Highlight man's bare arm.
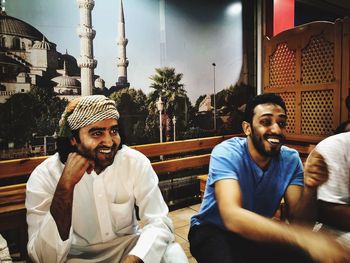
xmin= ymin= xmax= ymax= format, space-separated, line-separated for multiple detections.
xmin=284 ymin=150 xmax=328 ymax=225
xmin=284 ymin=184 xmax=317 ymax=225
xmin=215 ymin=179 xmax=350 ymax=263
xmin=50 ymin=153 xmax=93 ymax=240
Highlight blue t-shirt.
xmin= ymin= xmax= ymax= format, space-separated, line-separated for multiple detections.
xmin=191 ymin=137 xmax=304 ymax=229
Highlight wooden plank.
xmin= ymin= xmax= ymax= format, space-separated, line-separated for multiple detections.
xmin=0 ymin=202 xmax=26 ymax=215
xmin=0 ymin=183 xmax=26 ymax=193
xmin=152 ymin=154 xmax=211 ymax=174
xmin=0 ymin=156 xmax=47 ymax=179
xmin=0 ymin=183 xmax=26 ymax=206
xmin=132 ymin=134 xmax=238 ymax=157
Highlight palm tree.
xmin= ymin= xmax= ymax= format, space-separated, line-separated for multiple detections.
xmin=148 ymin=67 xmax=187 ymax=114
xmin=148 ymin=67 xmax=192 ymax=140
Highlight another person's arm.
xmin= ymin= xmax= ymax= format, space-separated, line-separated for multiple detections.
xmin=284 ymin=150 xmax=328 ymax=225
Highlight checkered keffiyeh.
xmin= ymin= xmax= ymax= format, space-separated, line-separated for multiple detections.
xmin=58 ymin=95 xmax=119 ymax=137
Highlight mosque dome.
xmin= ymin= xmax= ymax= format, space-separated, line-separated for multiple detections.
xmin=94 ymin=77 xmax=105 ymax=89
xmin=0 ymin=12 xmax=44 ymax=40
xmin=17 ymin=72 xmax=29 ymax=77
xmin=59 ymin=52 xmax=80 ymax=76
xmin=32 ymin=37 xmax=53 ymax=50
xmin=16 ymin=71 xmax=30 ymax=83
xmin=52 ymin=75 xmax=80 ymax=88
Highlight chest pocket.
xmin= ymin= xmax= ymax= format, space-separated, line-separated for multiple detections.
xmin=110 ymin=199 xmax=133 ymax=232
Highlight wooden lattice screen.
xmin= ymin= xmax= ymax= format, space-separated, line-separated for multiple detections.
xmin=263 ymin=19 xmax=349 ymax=143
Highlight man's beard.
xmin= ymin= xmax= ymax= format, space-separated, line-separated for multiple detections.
xmin=76 ymin=144 xmax=118 ymax=171
xmin=250 ymin=127 xmax=284 ymax=157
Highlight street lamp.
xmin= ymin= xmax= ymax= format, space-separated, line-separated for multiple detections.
xmin=212 ymin=62 xmax=217 ymax=132
xmin=172 ymin=116 xmax=176 ymax=141
xmin=156 ymin=96 xmax=164 ymax=143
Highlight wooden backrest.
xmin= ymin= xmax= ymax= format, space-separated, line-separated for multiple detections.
xmin=0 ymin=156 xmax=48 ymax=180
xmin=0 ymin=134 xmax=238 ymax=181
xmin=264 ymin=19 xmax=349 ymax=142
xmin=0 ymin=135 xmax=317 ymax=208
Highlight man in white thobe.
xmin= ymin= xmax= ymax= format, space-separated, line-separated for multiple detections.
xmin=26 ymin=95 xmax=188 ymax=263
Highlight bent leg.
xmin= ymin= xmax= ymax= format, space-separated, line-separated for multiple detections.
xmin=67 ymin=234 xmax=139 ymax=262
xmin=188 ymin=224 xmax=247 ymax=263
xmin=246 ymin=241 xmax=314 ymax=263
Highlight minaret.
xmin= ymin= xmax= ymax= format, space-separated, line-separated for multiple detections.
xmin=115 ymin=0 xmax=130 ymax=89
xmin=76 ymin=0 xmax=97 ymax=96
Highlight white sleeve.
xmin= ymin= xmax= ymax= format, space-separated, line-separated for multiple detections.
xmin=316 ymin=135 xmax=350 ymax=205
xmin=129 ymin=158 xmax=174 ymax=263
xmin=26 ymin=168 xmax=73 ymax=263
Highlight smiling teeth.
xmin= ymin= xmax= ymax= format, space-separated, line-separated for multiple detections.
xmin=99 ymin=149 xmax=111 ymax=153
xmin=267 ymin=138 xmax=280 ymax=143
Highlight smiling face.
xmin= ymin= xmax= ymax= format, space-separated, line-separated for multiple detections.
xmin=71 ymin=118 xmax=121 ymax=174
xmin=243 ymin=103 xmax=287 ymax=166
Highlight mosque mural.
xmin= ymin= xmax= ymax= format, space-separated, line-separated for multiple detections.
xmin=0 ymin=0 xmax=249 ymax=157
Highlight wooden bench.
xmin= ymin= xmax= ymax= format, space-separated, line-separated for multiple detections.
xmin=0 ymin=134 xmax=239 ymax=260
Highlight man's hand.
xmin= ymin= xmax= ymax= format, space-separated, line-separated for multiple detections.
xmin=304 ymin=150 xmax=328 ymax=188
xmin=122 ymin=255 xmax=143 ymax=263
xmin=60 ymin=152 xmax=95 ymax=190
xmin=302 ymin=232 xmax=350 ymax=263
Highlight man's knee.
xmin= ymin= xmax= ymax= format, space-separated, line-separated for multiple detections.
xmin=161 ymin=242 xmax=188 ymax=263
xmin=189 ymin=224 xmax=251 ymax=263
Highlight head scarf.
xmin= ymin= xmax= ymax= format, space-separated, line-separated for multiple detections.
xmin=58 ymin=95 xmax=120 ymax=137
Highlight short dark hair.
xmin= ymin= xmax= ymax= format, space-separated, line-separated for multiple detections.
xmin=56 ymin=118 xmax=126 ymax=164
xmin=244 ymin=93 xmax=287 ymax=123
xmin=334 ymin=120 xmax=350 ymax=135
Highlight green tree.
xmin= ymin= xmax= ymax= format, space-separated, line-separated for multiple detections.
xmin=194 ymin=84 xmax=254 ymax=134
xmin=219 ymin=84 xmax=255 ymax=133
xmin=194 ymin=95 xmax=207 ymax=112
xmin=0 ymin=86 xmax=67 ymax=148
xmin=30 ymin=86 xmax=67 ymax=137
xmin=0 ymin=93 xmax=38 ymax=147
xmin=110 ymin=88 xmax=148 ymax=145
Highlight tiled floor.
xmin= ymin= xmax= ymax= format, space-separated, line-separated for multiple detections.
xmin=168 ymin=203 xmax=201 ymax=263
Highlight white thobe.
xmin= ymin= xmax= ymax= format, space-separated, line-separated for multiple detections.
xmin=26 ymin=145 xmax=175 ymax=263
xmin=315 ymin=132 xmax=350 ymax=248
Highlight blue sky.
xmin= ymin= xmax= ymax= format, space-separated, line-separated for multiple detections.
xmin=6 ymin=0 xmax=242 ymax=103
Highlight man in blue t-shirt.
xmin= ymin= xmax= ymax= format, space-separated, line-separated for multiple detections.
xmin=189 ymin=93 xmax=350 ymax=263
